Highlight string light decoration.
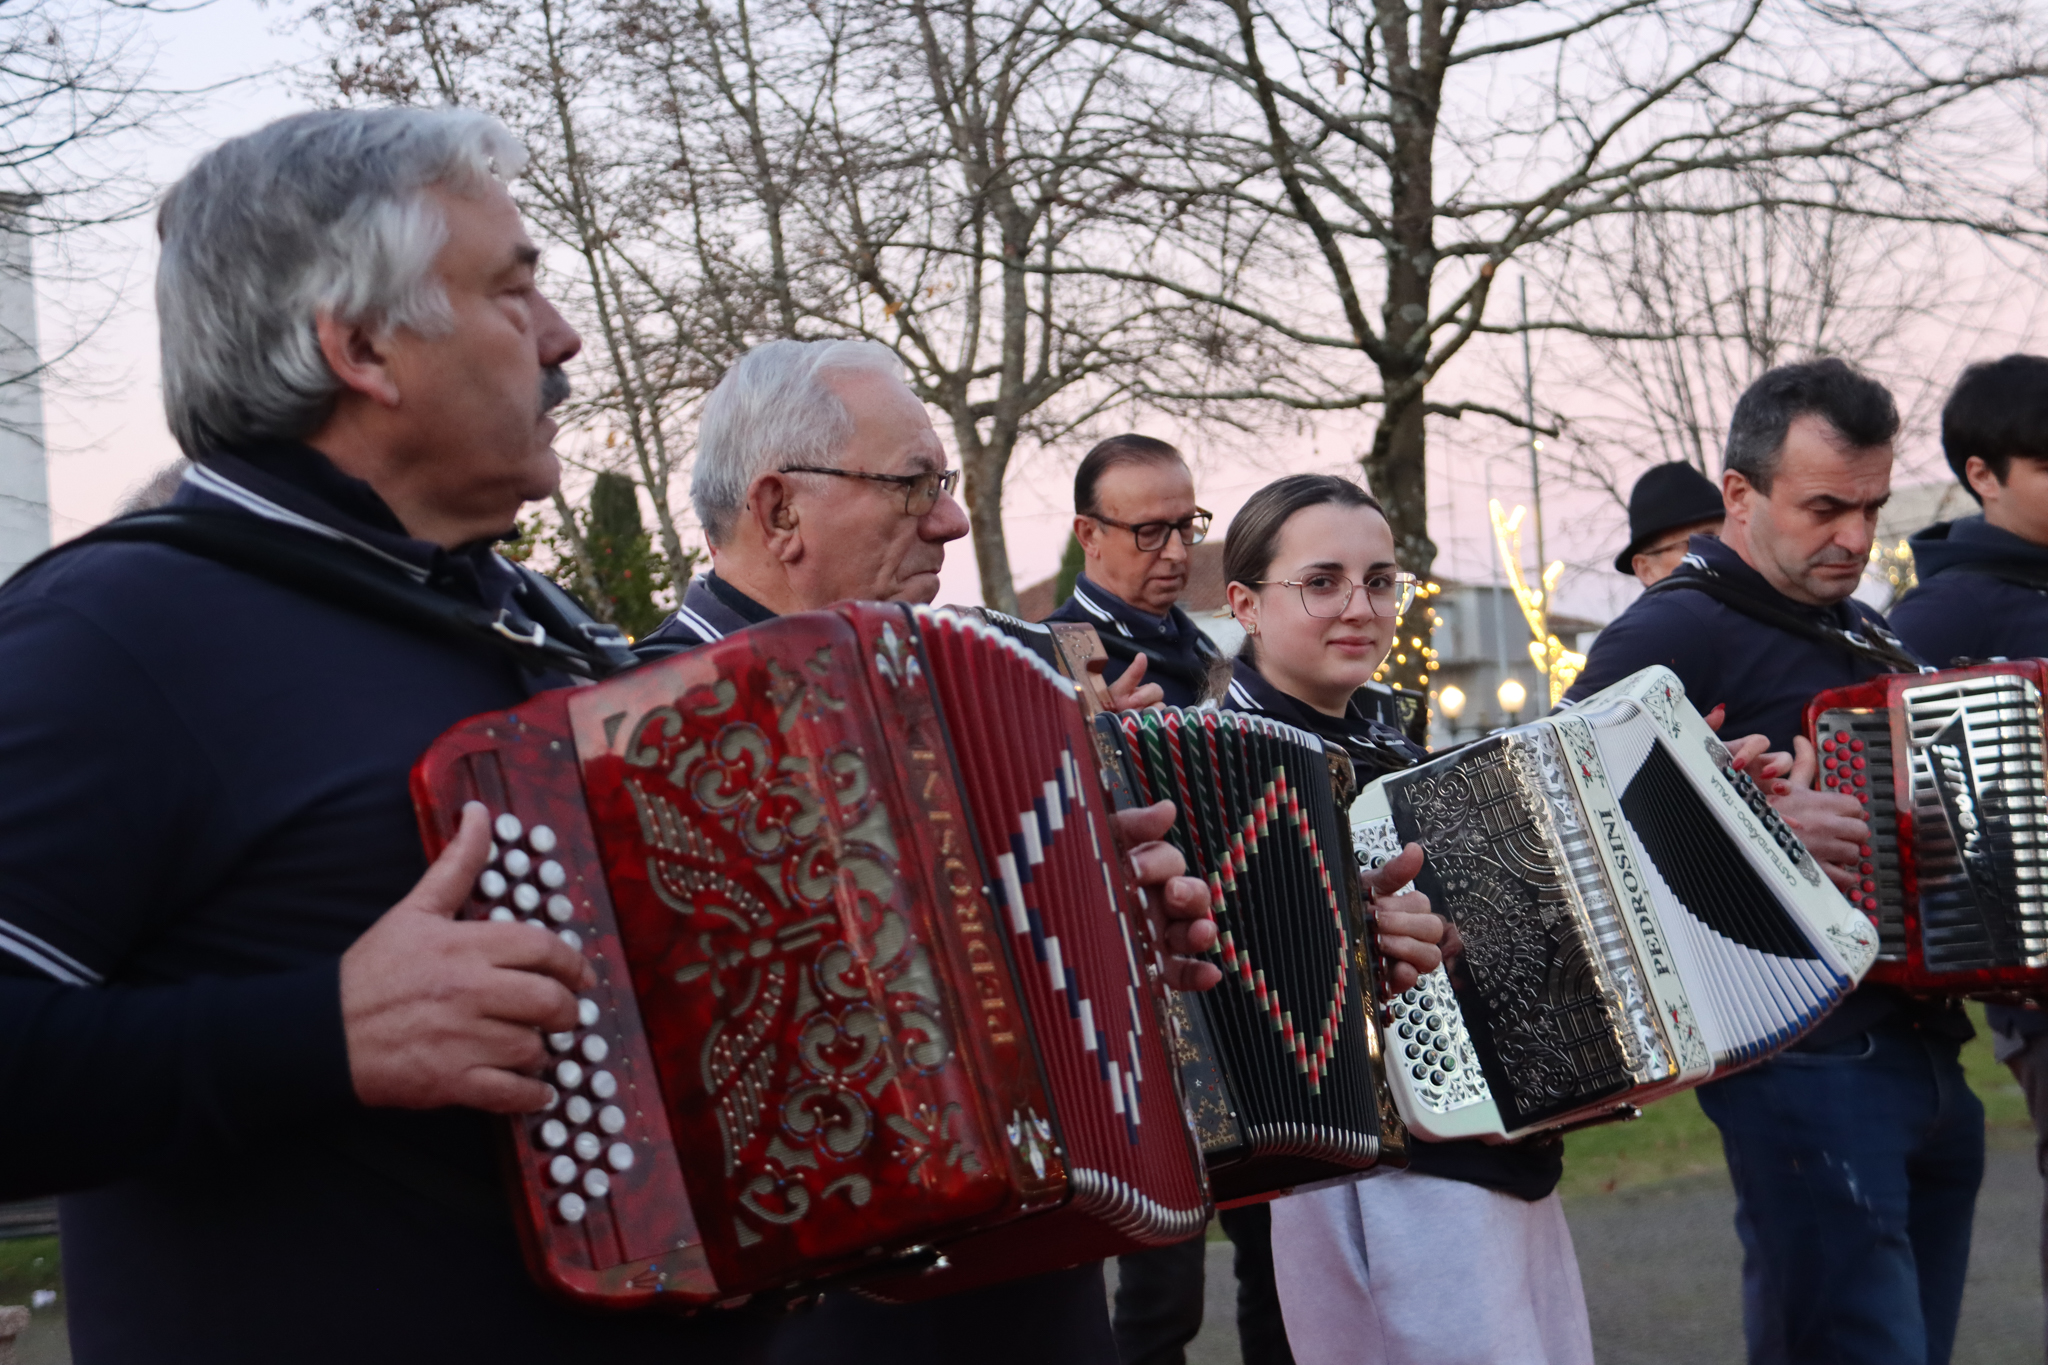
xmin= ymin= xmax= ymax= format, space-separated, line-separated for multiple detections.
xmin=1371 ymin=580 xmax=1444 ymax=700
xmin=1869 ymin=535 xmax=1917 ymax=600
xmin=1489 ymin=498 xmax=1586 ymax=706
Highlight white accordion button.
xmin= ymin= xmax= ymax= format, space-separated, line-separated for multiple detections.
xmin=529 ymin=825 xmax=558 ymax=854
xmin=557 ymin=1192 xmax=587 ymax=1224
xmin=540 ymin=1084 xmax=559 ymax=1111
xmin=582 ymin=1168 xmax=610 ymax=1199
xmin=597 ymin=1105 xmax=626 ymax=1135
xmin=607 ymin=1143 xmax=635 ymax=1172
xmin=573 ymin=1131 xmax=602 ymax=1161
xmin=478 ymin=869 xmax=508 ymax=900
xmin=488 ymin=907 xmax=514 ymax=923
xmin=512 ymin=884 xmax=542 ymax=913
xmin=502 ymin=848 xmax=532 ymax=878
xmin=577 ymin=999 xmax=600 ymax=1028
xmin=589 ymin=1069 xmax=618 ymax=1100
xmin=539 ymin=1118 xmax=568 ymax=1149
xmin=494 ymin=813 xmax=523 ymax=843
xmin=559 ymin=929 xmax=583 ymax=952
xmin=538 ymin=860 xmax=567 ymax=889
xmin=548 ymin=1031 xmax=575 ymax=1053
xmin=565 ymin=1095 xmax=592 ymax=1125
xmin=547 ymin=895 xmax=575 ymax=924
xmin=581 ymin=1035 xmax=609 ymax=1064
xmin=555 ymin=1059 xmax=584 ymax=1090
xmin=548 ymin=1153 xmax=576 ymax=1185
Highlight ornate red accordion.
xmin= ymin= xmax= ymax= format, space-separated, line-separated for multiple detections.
xmin=1806 ymin=661 xmax=2048 ymax=996
xmin=411 ymin=603 xmax=1210 ymax=1309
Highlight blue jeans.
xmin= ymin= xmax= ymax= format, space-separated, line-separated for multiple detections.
xmin=1697 ymin=1021 xmax=1985 ymax=1365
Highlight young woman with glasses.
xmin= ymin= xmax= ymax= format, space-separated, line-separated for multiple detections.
xmin=1219 ymin=474 xmax=1597 ymax=1365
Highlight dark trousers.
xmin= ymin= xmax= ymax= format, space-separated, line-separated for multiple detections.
xmin=1110 ymin=1203 xmax=1295 ymax=1365
xmin=1697 ymin=1021 xmax=1985 ymax=1365
xmin=1992 ymin=1025 xmax=2048 ymax=1360
xmin=768 ymin=1264 xmax=1116 ymax=1365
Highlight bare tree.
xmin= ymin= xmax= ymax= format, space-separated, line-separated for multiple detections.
xmin=1077 ymin=0 xmax=2048 ymax=591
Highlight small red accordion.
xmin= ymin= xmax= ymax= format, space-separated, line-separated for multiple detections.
xmin=1806 ymin=661 xmax=2048 ymax=996
xmin=411 ymin=603 xmax=1209 ymax=1310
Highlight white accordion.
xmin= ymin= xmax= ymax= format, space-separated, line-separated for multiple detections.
xmin=1350 ymin=666 xmax=1878 ymax=1143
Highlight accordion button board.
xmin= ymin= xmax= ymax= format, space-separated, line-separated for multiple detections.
xmin=1806 ymin=661 xmax=2048 ymax=995
xmin=414 ymin=603 xmax=1217 ymax=1311
xmin=1352 ymin=665 xmax=1878 ymax=1143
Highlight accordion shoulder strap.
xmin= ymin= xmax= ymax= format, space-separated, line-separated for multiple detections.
xmin=9 ymin=507 xmax=637 ymax=680
xmin=1647 ymin=570 xmax=1922 ymax=674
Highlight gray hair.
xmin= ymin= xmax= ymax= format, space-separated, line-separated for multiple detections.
xmin=691 ymin=338 xmax=907 ymax=544
xmin=156 ymin=107 xmax=529 ymax=457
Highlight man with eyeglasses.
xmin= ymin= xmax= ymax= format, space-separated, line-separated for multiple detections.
xmin=1613 ymin=461 xmax=1726 ymax=589
xmin=634 ymin=339 xmax=1224 ymax=1365
xmin=1044 ymin=435 xmax=1226 ymax=708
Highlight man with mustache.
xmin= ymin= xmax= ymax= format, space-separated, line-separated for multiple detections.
xmin=1044 ymin=434 xmax=1225 ymax=709
xmin=0 ymin=108 xmax=786 ymax=1364
xmin=1565 ymin=359 xmax=1984 ymax=1365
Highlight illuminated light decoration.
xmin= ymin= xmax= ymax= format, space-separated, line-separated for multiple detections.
xmin=1489 ymin=499 xmax=1586 ymax=707
xmin=1371 ymin=581 xmax=1443 ymax=717
xmin=1869 ymin=535 xmax=1917 ymax=600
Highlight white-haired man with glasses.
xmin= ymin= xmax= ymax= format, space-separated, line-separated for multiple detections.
xmin=636 ymin=338 xmax=1227 ymax=1365
xmin=1043 ymin=434 xmax=1225 ymax=709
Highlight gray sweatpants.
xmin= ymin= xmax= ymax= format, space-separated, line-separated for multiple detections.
xmin=1270 ymin=1170 xmax=1594 ymax=1365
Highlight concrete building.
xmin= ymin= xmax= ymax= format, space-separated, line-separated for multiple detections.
xmin=0 ymin=195 xmax=46 ymax=581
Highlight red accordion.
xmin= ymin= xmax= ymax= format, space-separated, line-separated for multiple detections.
xmin=411 ymin=603 xmax=1209 ymax=1310
xmin=1806 ymin=661 xmax=2048 ymax=996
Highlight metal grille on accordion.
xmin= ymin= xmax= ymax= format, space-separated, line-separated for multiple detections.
xmin=1807 ymin=660 xmax=2048 ymax=995
xmin=410 ymin=602 xmax=1209 ymax=1312
xmin=1351 ymin=666 xmax=1878 ymax=1144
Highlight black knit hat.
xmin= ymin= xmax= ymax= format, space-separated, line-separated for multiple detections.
xmin=1613 ymin=462 xmax=1726 ymax=574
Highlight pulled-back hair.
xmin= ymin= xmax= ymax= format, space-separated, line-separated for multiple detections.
xmin=1073 ymin=434 xmax=1185 ymax=516
xmin=1723 ymin=358 xmax=1899 ymax=492
xmin=1223 ymin=474 xmax=1387 ymax=664
xmin=157 ymin=107 xmax=527 ymax=458
xmin=1941 ymin=354 xmax=2048 ymax=503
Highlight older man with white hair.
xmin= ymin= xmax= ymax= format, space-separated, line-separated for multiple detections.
xmin=636 ymin=339 xmax=1224 ymax=1364
xmin=0 ymin=109 xmax=781 ymax=1363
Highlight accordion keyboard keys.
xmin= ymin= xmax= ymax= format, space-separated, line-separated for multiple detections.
xmin=1393 ymin=970 xmax=1491 ymax=1114
xmin=1815 ymin=708 xmax=1904 ymax=958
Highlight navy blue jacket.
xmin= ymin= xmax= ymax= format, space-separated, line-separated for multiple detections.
xmin=0 ymin=444 xmax=773 ymax=1364
xmin=1044 ymin=573 xmax=1224 ymax=708
xmin=1564 ymin=533 xmax=1941 ymax=1049
xmin=1222 ymin=659 xmax=1566 ymax=1201
xmin=1891 ymin=514 xmax=2048 ymax=1039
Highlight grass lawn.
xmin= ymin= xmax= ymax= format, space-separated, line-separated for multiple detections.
xmin=1559 ymin=1001 xmax=2032 ymax=1199
xmin=0 ymin=1235 xmax=59 ymax=1306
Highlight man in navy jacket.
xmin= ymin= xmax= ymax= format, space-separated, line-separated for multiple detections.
xmin=1889 ymin=353 xmax=2048 ymax=1356
xmin=0 ymin=109 xmax=789 ymax=1364
xmin=1566 ymin=359 xmax=1983 ymax=1365
xmin=1044 ymin=435 xmax=1224 ymax=709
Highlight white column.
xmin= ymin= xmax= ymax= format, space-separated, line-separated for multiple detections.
xmin=0 ymin=197 xmax=46 ymax=582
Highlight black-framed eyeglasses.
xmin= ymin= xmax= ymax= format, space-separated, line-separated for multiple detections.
xmin=781 ymin=465 xmax=961 ymax=517
xmin=1254 ymin=570 xmax=1419 ymax=619
xmin=1091 ymin=507 xmax=1213 ymax=553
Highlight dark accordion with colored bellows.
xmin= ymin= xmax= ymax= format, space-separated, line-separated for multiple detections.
xmin=1099 ymin=707 xmax=1406 ymax=1202
xmin=410 ymin=602 xmax=1398 ymax=1313
xmin=1806 ymin=661 xmax=2048 ymax=996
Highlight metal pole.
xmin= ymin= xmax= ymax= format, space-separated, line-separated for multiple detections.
xmin=1520 ymin=276 xmax=1547 ymax=645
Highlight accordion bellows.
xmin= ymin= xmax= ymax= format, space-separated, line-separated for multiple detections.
xmin=1351 ymin=666 xmax=1878 ymax=1143
xmin=1807 ymin=661 xmax=2048 ymax=994
xmin=411 ymin=603 xmax=1207 ymax=1310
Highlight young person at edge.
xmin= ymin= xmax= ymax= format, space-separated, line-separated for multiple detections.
xmin=1889 ymin=353 xmax=2048 ymax=1360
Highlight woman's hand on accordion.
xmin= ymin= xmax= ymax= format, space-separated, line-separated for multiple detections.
xmin=1117 ymin=799 xmax=1222 ymax=991
xmin=1367 ymin=843 xmax=1447 ymax=993
xmin=1101 ymin=651 xmax=1166 ymax=712
xmin=340 ymin=801 xmax=599 ymax=1114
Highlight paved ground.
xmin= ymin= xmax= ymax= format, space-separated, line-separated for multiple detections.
xmin=15 ymin=1142 xmax=2044 ymax=1362
xmin=1119 ymin=1139 xmax=2044 ymax=1365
